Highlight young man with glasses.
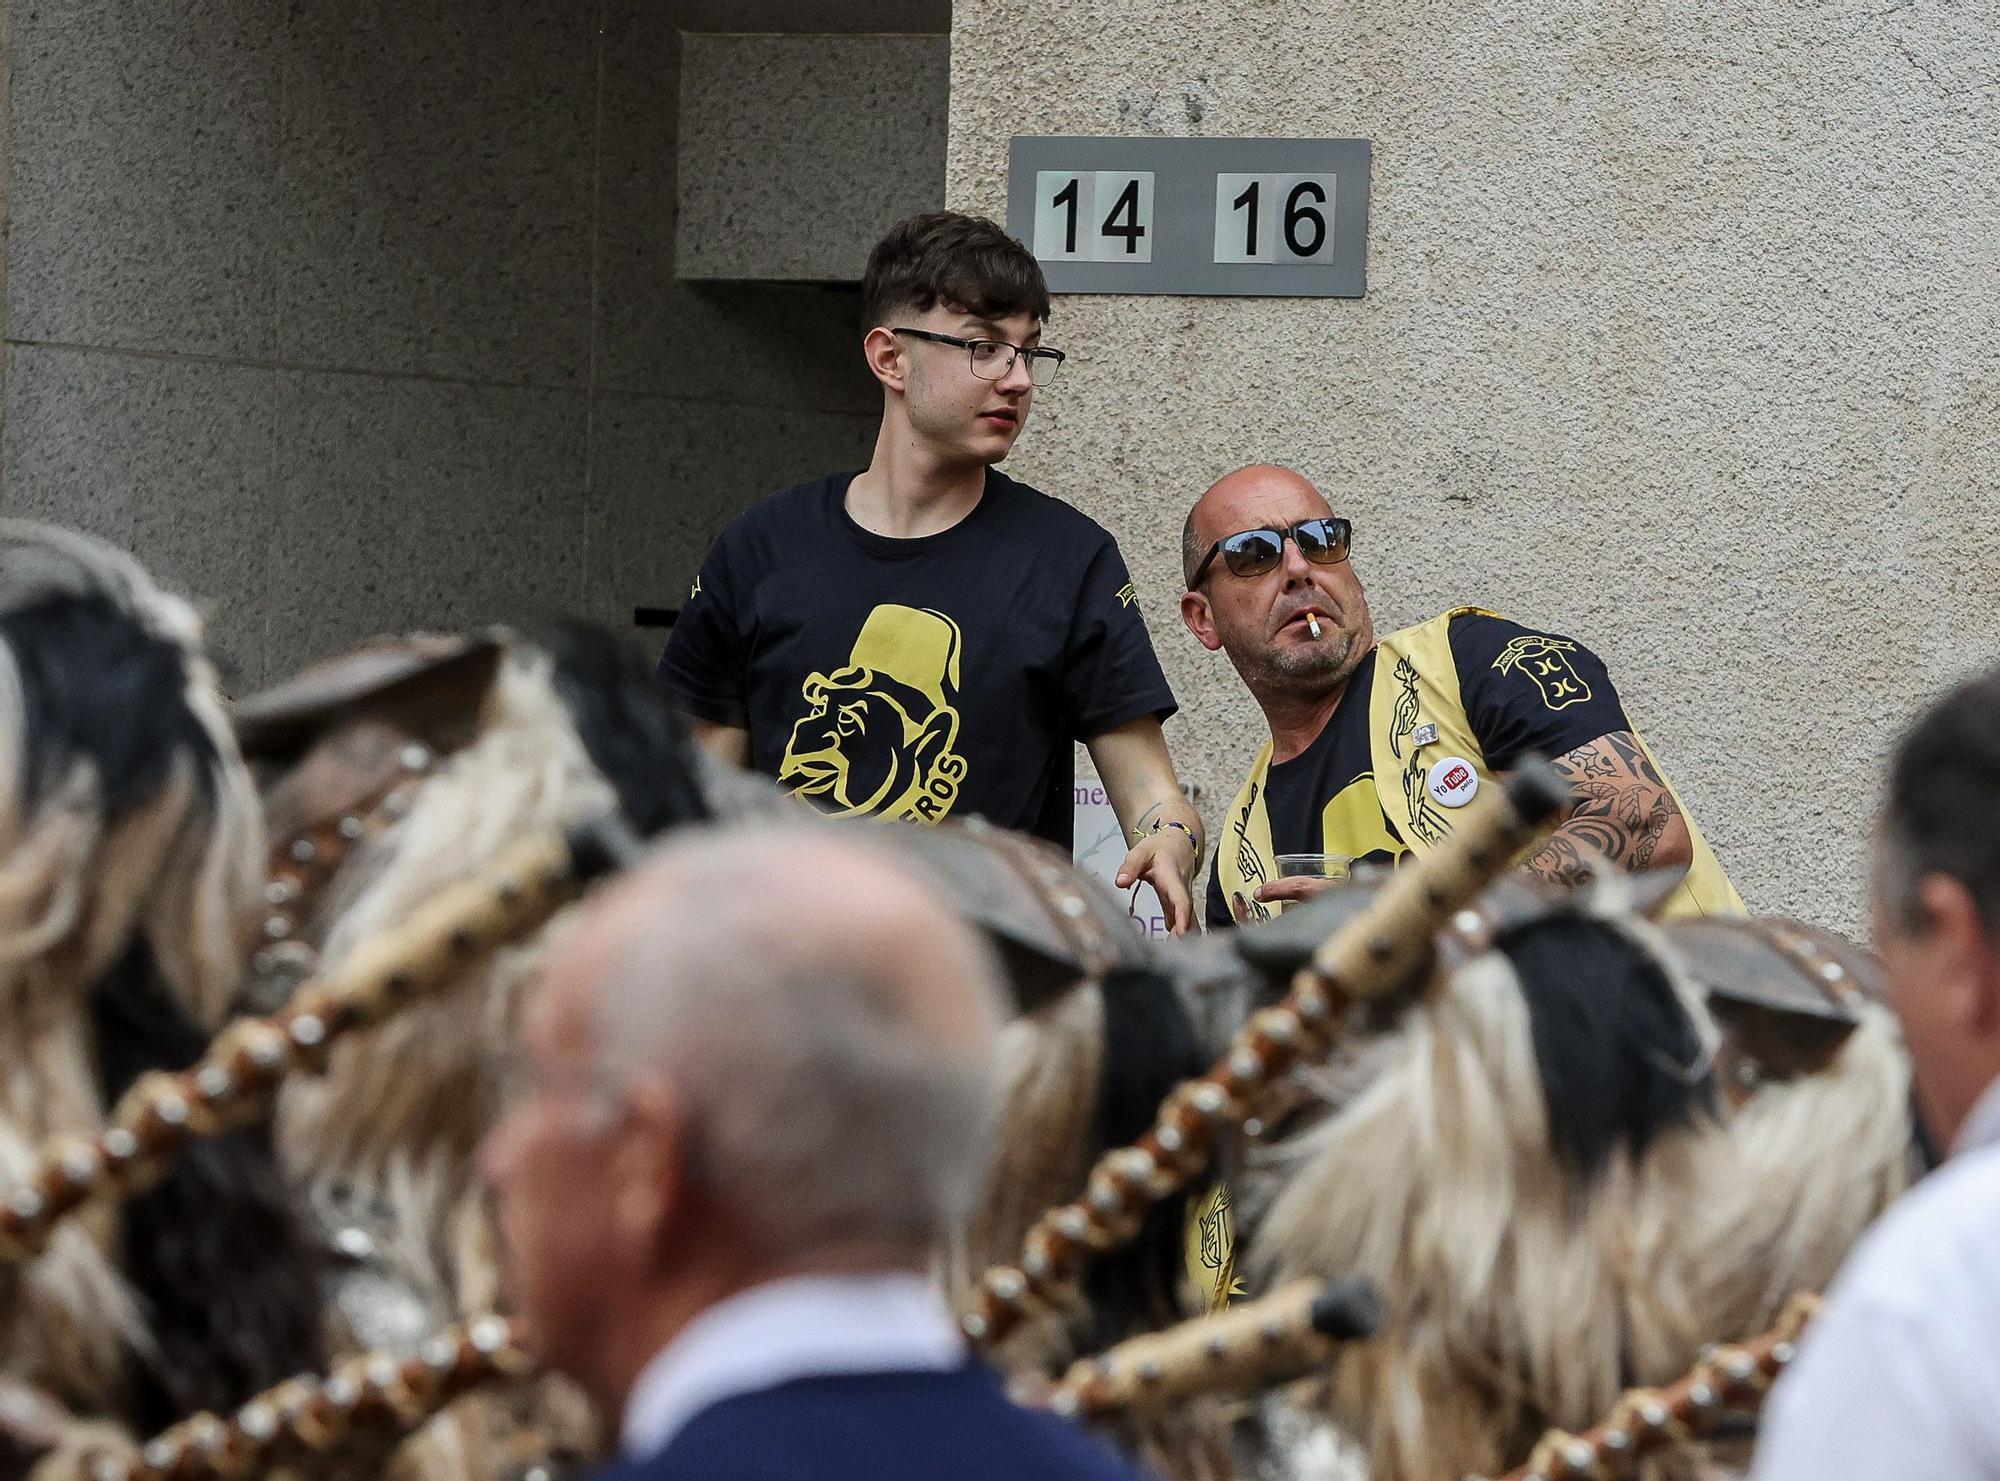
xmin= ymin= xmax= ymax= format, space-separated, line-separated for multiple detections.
xmin=1179 ymin=463 xmax=1741 ymax=928
xmin=660 ymin=212 xmax=1202 ymax=928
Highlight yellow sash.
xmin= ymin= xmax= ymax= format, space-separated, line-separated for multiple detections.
xmin=1217 ymin=609 xmax=1744 ymax=921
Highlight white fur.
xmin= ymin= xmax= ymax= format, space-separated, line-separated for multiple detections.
xmin=279 ymin=646 xmax=613 ymax=1267
xmin=273 ymin=645 xmax=615 ymax=1481
xmin=1252 ymin=938 xmax=1910 ymax=1481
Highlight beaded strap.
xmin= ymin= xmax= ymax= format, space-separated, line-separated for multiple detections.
xmin=0 ymin=818 xmax=636 ymax=1263
xmin=1495 ymin=1292 xmax=1821 ymax=1481
xmin=1049 ymin=1276 xmax=1381 ymax=1421
xmin=96 ymin=1315 xmax=533 ymax=1481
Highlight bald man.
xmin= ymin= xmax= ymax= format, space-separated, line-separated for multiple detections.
xmin=480 ymin=821 xmax=1154 ymax=1481
xmin=1180 ymin=464 xmax=1742 ymax=927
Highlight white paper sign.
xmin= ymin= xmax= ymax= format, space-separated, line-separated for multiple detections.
xmin=1033 ymin=170 xmax=1156 ymax=264
xmin=1072 ymin=782 xmax=1171 ymax=940
xmin=1211 ymin=172 xmax=1337 ymax=265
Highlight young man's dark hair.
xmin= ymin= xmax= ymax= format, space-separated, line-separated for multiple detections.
xmin=1882 ymin=667 xmax=2000 ymax=935
xmin=860 ymin=211 xmax=1052 ymax=329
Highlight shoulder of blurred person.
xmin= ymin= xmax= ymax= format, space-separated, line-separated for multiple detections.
xmin=1751 ymin=1089 xmax=2000 ymax=1480
xmin=592 ymin=1264 xmax=1159 ymax=1481
xmin=600 ymin=1355 xmax=1154 ymax=1481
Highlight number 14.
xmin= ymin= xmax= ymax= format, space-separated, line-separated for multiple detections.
xmin=1033 ymin=171 xmax=1155 ymax=264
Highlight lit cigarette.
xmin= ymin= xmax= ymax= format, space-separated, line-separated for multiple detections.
xmin=1307 ymin=614 xmax=1322 ymax=639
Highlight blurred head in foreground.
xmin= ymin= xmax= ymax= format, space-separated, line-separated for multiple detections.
xmin=1875 ymin=665 xmax=2000 ymax=1152
xmin=480 ymin=818 xmax=1005 ymax=1418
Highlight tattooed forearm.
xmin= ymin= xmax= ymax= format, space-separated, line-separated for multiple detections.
xmin=1519 ymin=731 xmax=1691 ymax=888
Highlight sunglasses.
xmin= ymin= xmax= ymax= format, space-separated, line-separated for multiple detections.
xmin=1190 ymin=517 xmax=1353 ymax=586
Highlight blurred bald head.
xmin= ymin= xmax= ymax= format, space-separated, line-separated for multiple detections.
xmin=482 ymin=819 xmax=1005 ymax=1408
xmin=571 ymin=820 xmax=1003 ymax=1254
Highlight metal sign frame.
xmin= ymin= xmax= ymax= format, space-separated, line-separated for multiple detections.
xmin=1007 ymin=135 xmax=1371 ymax=297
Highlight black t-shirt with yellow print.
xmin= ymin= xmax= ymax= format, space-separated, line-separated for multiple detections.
xmin=1203 ymin=613 xmax=1631 ymax=928
xmin=659 ymin=469 xmax=1176 ymax=848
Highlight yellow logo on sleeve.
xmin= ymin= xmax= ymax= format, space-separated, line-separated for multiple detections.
xmin=778 ymin=604 xmax=969 ymax=824
xmin=1115 ymin=581 xmax=1137 ymax=608
xmin=1494 ymin=634 xmax=1594 ymax=711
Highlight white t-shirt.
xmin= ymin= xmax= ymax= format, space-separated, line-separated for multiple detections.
xmin=1752 ymin=1081 xmax=2000 ymax=1481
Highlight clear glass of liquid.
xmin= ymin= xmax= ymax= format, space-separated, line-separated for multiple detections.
xmin=1274 ymin=853 xmax=1354 ymax=882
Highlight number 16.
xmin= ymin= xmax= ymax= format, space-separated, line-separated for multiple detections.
xmin=1213 ymin=173 xmax=1336 ymax=264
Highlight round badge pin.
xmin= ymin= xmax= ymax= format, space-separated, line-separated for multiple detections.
xmin=1426 ymin=756 xmax=1481 ymax=809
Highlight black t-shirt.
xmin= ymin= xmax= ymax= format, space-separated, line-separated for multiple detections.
xmin=1204 ymin=613 xmax=1631 ymax=927
xmin=659 ymin=469 xmax=1176 ymax=847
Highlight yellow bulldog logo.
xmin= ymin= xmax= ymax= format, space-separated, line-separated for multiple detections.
xmin=1494 ymin=634 xmax=1594 ymax=711
xmin=779 ymin=604 xmax=969 ymax=823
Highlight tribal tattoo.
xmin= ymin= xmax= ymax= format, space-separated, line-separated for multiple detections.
xmin=1521 ymin=730 xmax=1690 ymax=889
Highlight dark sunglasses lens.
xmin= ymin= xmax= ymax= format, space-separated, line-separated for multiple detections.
xmin=1221 ymin=530 xmax=1286 ymax=577
xmin=1294 ymin=519 xmax=1350 ymax=564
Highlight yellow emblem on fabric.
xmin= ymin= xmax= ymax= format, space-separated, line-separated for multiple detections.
xmin=778 ymin=604 xmax=969 ymax=824
xmin=1115 ymin=582 xmax=1137 ymax=608
xmin=1493 ymin=634 xmax=1594 ymax=711
xmin=1319 ymin=774 xmax=1406 ymax=865
xmin=1387 ymin=655 xmax=1452 ymax=846
xmin=689 ymin=574 xmax=702 ymax=599
xmin=1221 ymin=771 xmax=1276 ymax=924
xmin=1184 ymin=1180 xmax=1243 ymax=1314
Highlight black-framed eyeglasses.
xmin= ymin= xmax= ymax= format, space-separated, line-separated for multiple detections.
xmin=1190 ymin=517 xmax=1353 ymax=587
xmin=891 ymin=328 xmax=1066 ymax=387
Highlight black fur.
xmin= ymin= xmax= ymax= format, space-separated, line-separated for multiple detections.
xmin=1494 ymin=915 xmax=1715 ymax=1180
xmin=0 ymin=592 xmax=321 ymax=1425
xmin=1084 ymin=966 xmax=1208 ymax=1347
xmin=541 ymin=622 xmax=711 ymax=839
xmin=91 ymin=944 xmax=326 ymax=1430
xmin=0 ymin=596 xmax=218 ymax=818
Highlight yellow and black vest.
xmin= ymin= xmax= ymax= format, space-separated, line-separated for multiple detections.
xmin=1216 ymin=608 xmax=1744 ymax=921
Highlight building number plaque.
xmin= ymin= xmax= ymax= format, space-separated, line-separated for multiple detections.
xmin=1008 ymin=137 xmax=1369 ymax=297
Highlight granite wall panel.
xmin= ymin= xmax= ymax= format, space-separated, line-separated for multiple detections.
xmin=6 ymin=0 xmax=284 ymax=358
xmin=274 ymin=0 xmax=599 ymax=385
xmin=0 ymin=1 xmax=937 ymax=687
xmin=1 ymin=345 xmax=280 ymax=686
xmin=677 ymin=34 xmax=948 ymax=283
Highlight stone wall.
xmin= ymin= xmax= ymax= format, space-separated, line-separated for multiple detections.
xmin=679 ymin=34 xmax=949 ymax=281
xmin=0 ymin=0 xmax=936 ymax=690
xmin=947 ymin=0 xmax=2000 ymax=930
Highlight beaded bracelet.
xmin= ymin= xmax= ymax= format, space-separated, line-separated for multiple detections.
xmin=1135 ymin=818 xmax=1200 ymax=853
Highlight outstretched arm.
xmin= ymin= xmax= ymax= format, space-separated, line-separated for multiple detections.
xmin=1521 ymin=729 xmax=1693 ymax=889
xmin=1087 ymin=716 xmax=1204 ymax=935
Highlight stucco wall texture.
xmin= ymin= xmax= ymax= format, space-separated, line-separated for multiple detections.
xmin=949 ymin=0 xmax=2000 ymax=932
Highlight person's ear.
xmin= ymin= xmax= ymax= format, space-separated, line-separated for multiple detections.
xmin=863 ymin=326 xmax=906 ymax=394
xmin=612 ymin=1077 xmax=689 ymax=1251
xmin=1912 ymin=874 xmax=2000 ymax=1031
xmin=1181 ymin=589 xmax=1223 ymax=652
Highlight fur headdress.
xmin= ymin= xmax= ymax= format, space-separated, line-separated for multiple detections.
xmin=258 ymin=625 xmax=710 ymax=1480
xmin=0 ymin=521 xmax=319 ymax=1434
xmin=1247 ymin=886 xmax=1909 ymax=1481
